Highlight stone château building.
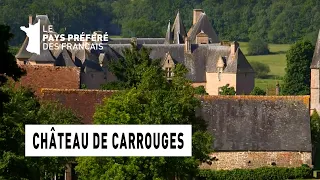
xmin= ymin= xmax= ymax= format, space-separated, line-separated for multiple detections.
xmin=310 ymin=30 xmax=320 ymax=114
xmin=15 ymin=9 xmax=255 ymax=95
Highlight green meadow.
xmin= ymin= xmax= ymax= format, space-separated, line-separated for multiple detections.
xmin=239 ymin=42 xmax=291 ymax=92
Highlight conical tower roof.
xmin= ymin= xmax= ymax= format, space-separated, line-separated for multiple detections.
xmin=171 ymin=10 xmax=187 ymax=44
xmin=164 ymin=20 xmax=172 ymax=44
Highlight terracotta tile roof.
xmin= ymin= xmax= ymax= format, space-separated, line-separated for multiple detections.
xmin=41 ymin=88 xmax=116 ymax=124
xmin=15 ymin=65 xmax=80 ymax=96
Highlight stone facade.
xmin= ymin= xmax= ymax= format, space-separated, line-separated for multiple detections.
xmin=200 ymin=151 xmax=312 ymax=170
xmin=310 ymin=30 xmax=320 ymax=114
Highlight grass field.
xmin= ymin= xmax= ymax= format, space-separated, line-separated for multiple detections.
xmin=239 ymin=42 xmax=291 ymax=92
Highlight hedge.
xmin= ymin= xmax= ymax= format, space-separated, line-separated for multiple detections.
xmin=196 ymin=164 xmax=312 ymax=180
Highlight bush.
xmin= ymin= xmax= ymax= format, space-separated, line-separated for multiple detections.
xmin=250 ymin=87 xmax=266 ymax=95
xmin=197 ymin=165 xmax=312 ymax=180
xmin=219 ymin=84 xmax=236 ymax=95
xmin=194 ymin=86 xmax=208 ymax=95
xmin=247 ymin=39 xmax=270 ymax=55
xmin=250 ymin=61 xmax=270 ymax=78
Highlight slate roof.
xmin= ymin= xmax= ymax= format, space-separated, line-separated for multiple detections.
xmin=74 ymin=49 xmax=103 ymax=73
xmin=187 ymin=13 xmax=220 ymax=44
xmin=29 ymin=42 xmax=56 ymax=63
xmin=199 ymin=96 xmax=312 ymax=152
xmin=311 ymin=30 xmax=320 ymax=69
xmin=171 ymin=11 xmax=187 ymax=44
xmin=15 ymin=36 xmax=32 ymax=59
xmin=55 ymin=49 xmax=76 ymax=67
xmin=164 ymin=21 xmax=172 ymax=44
xmin=101 ymin=43 xmax=254 ymax=82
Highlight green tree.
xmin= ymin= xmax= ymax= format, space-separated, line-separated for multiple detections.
xmin=0 ymin=25 xmax=25 ymax=85
xmin=247 ymin=39 xmax=269 ymax=55
xmin=76 ymin=46 xmax=213 ymax=180
xmin=105 ymin=43 xmax=161 ymax=89
xmin=250 ymin=61 xmax=270 ymax=78
xmin=0 ymin=85 xmax=81 ymax=179
xmin=311 ymin=110 xmax=320 ymax=169
xmin=0 ymin=24 xmax=25 ymax=119
xmin=250 ymin=87 xmax=266 ymax=95
xmin=282 ymin=40 xmax=315 ymax=95
xmin=219 ymin=84 xmax=236 ymax=95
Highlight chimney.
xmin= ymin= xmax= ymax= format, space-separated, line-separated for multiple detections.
xmin=184 ymin=37 xmax=191 ymax=54
xmin=29 ymin=15 xmax=33 ymax=24
xmin=276 ymin=82 xmax=280 ymax=96
xmin=193 ymin=9 xmax=203 ymax=25
xmin=230 ymin=41 xmax=239 ymax=59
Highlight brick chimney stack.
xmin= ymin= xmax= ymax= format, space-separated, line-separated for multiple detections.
xmin=184 ymin=37 xmax=191 ymax=54
xmin=193 ymin=9 xmax=203 ymax=25
xmin=29 ymin=15 xmax=33 ymax=24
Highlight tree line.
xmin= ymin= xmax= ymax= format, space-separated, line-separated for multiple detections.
xmin=0 ymin=0 xmax=319 ymax=46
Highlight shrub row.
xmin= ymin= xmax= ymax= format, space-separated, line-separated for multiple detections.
xmin=196 ymin=165 xmax=312 ymax=180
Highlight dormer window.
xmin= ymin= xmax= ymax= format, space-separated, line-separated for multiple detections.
xmin=162 ymin=52 xmax=175 ymax=80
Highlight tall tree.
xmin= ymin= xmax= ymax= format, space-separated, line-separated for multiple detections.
xmin=0 ymin=25 xmax=25 ymax=85
xmin=102 ymin=43 xmax=161 ymax=89
xmin=76 ymin=45 xmax=213 ymax=180
xmin=282 ymin=40 xmax=315 ymax=95
xmin=0 ymin=24 xmax=25 ymax=116
xmin=0 ymin=85 xmax=81 ymax=180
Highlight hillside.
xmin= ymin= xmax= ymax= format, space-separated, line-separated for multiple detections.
xmin=240 ymin=42 xmax=291 ymax=92
xmin=0 ymin=0 xmax=319 ymax=46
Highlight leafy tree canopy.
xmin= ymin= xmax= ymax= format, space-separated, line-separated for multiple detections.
xmin=76 ymin=45 xmax=213 ymax=180
xmin=282 ymin=40 xmax=315 ymax=95
xmin=247 ymin=39 xmax=270 ymax=55
xmin=250 ymin=61 xmax=270 ymax=79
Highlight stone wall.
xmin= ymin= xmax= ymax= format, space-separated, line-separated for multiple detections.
xmin=200 ymin=151 xmax=312 ymax=170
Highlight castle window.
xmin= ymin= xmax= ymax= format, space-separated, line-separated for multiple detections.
xmin=166 ymin=67 xmax=173 ymax=78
